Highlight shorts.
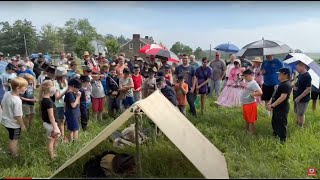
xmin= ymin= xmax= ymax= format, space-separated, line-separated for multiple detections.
xmin=43 ymin=122 xmax=60 ymax=138
xmin=311 ymin=91 xmax=320 ymax=100
xmin=261 ymin=84 xmax=275 ymax=101
xmin=294 ymin=102 xmax=309 ymax=116
xmin=92 ymin=97 xmax=105 ymax=112
xmin=22 ymin=104 xmax=35 ymax=115
xmin=242 ymin=102 xmax=258 ymax=124
xmin=56 ymin=107 xmax=65 ymax=120
xmin=122 ymin=96 xmax=135 ymax=108
xmin=5 ymin=126 xmax=21 ymax=140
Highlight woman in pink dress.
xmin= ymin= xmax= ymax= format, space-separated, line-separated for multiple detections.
xmin=249 ymin=57 xmax=264 ymax=104
xmin=216 ymin=59 xmax=246 ymax=107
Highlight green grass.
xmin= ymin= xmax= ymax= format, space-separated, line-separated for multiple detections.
xmin=1 ymin=95 xmax=320 ymax=178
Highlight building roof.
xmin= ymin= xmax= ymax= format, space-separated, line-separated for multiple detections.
xmin=140 ymin=38 xmax=154 ymax=44
xmin=121 ymin=37 xmax=155 ymax=48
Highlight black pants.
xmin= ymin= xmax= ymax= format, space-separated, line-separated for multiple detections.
xmin=272 ymin=110 xmax=288 ymax=142
xmin=187 ymin=92 xmax=196 ymax=116
xmin=81 ymin=107 xmax=90 ymax=130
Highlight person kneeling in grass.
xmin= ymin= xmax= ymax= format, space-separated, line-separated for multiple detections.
xmin=40 ymin=80 xmax=61 ymax=159
xmin=64 ymin=78 xmax=82 ymax=142
xmin=1 ymin=77 xmax=28 ymax=158
xmin=241 ymin=69 xmax=262 ymax=135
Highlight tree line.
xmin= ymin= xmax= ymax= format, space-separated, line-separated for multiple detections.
xmin=0 ymin=18 xmax=212 ymax=60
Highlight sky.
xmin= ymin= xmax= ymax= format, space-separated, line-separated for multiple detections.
xmin=1 ymin=1 xmax=320 ymax=52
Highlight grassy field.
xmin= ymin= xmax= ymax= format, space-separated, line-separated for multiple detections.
xmin=0 ymin=93 xmax=320 ymax=179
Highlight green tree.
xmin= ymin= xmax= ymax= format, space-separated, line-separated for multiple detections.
xmin=117 ymin=35 xmax=129 ymax=45
xmin=0 ymin=19 xmax=39 ymax=56
xmin=193 ymin=47 xmax=203 ymax=59
xmin=62 ymin=18 xmax=97 ymax=52
xmin=38 ymin=24 xmax=63 ymax=54
xmin=170 ymin=42 xmax=193 ymax=55
xmin=105 ymin=38 xmax=121 ymax=56
xmin=75 ymin=36 xmax=94 ymax=58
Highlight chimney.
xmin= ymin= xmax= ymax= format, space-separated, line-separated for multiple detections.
xmin=133 ymin=34 xmax=140 ymax=39
xmin=145 ymin=36 xmax=149 ymax=39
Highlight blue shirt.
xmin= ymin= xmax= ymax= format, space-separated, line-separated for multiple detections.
xmin=101 ymin=73 xmax=110 ymax=96
xmin=0 ymin=61 xmax=8 ymax=75
xmin=17 ymin=69 xmax=36 ymax=77
xmin=174 ymin=65 xmax=196 ymax=90
xmin=261 ymin=58 xmax=284 ymax=86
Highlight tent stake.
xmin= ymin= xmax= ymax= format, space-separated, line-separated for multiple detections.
xmin=134 ymin=108 xmax=142 ymax=178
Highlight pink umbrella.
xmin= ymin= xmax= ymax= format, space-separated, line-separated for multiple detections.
xmin=139 ymin=44 xmax=167 ymax=54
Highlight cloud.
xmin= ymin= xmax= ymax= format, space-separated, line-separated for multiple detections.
xmin=1 ymin=2 xmax=320 ymax=53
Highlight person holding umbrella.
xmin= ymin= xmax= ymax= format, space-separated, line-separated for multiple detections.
xmin=261 ymin=55 xmax=284 ymax=115
xmin=293 ymin=62 xmax=312 ymax=128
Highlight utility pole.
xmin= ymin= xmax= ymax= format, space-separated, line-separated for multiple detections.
xmin=210 ymin=44 xmax=212 ymax=60
xmin=23 ymin=34 xmax=28 ymax=57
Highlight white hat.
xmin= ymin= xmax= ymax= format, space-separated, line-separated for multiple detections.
xmin=55 ymin=67 xmax=68 ymax=77
xmin=234 ymin=59 xmax=241 ymax=65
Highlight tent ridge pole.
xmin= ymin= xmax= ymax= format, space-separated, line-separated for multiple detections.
xmin=134 ymin=107 xmax=143 ymax=178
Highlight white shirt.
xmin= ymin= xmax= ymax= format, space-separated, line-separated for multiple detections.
xmin=1 ymin=72 xmax=17 ymax=92
xmin=1 ymin=92 xmax=23 ymax=128
xmin=225 ymin=63 xmax=235 ymax=78
xmin=37 ymin=74 xmax=47 ymax=86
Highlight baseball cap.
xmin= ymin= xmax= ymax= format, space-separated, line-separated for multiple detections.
xmin=164 ymin=64 xmax=171 ymax=70
xmin=80 ymin=75 xmax=91 ymax=83
xmin=123 ymin=68 xmax=131 ymax=74
xmin=83 ymin=66 xmax=92 ymax=72
xmin=156 ymin=76 xmax=165 ymax=83
xmin=68 ymin=78 xmax=82 ymax=89
xmin=177 ymin=74 xmax=185 ymax=80
xmin=277 ymin=68 xmax=291 ymax=75
xmin=134 ymin=64 xmax=140 ymax=69
xmin=6 ymin=63 xmax=17 ymax=70
xmin=243 ymin=69 xmax=254 ymax=75
xmin=0 ymin=52 xmax=3 ymax=56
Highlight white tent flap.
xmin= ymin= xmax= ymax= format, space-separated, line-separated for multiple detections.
xmin=50 ymin=90 xmax=229 ymax=179
xmin=136 ymin=91 xmax=229 ymax=179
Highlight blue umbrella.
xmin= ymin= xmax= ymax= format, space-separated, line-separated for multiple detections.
xmin=29 ymin=53 xmax=51 ymax=61
xmin=214 ymin=42 xmax=240 ymax=53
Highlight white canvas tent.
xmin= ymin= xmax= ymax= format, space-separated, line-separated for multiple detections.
xmin=50 ymin=90 xmax=229 ymax=179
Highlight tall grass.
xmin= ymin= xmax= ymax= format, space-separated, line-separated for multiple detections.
xmin=0 ymin=92 xmax=319 ymax=178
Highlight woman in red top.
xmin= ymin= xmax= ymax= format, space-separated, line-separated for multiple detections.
xmin=83 ymin=51 xmax=99 ymax=73
xmin=132 ymin=65 xmax=143 ymax=102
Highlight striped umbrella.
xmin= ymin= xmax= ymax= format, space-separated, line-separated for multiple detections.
xmin=284 ymin=53 xmax=320 ymax=88
xmin=236 ymin=38 xmax=292 ymax=57
xmin=145 ymin=48 xmax=179 ymax=63
xmin=139 ymin=44 xmax=167 ymax=54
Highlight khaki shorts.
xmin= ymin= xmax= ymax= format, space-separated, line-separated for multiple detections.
xmin=43 ymin=122 xmax=60 ymax=138
xmin=22 ymin=104 xmax=35 ymax=115
xmin=294 ymin=102 xmax=309 ymax=116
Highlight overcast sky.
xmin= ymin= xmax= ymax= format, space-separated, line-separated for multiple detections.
xmin=1 ymin=1 xmax=320 ymax=52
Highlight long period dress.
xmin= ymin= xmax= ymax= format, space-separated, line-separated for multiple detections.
xmin=215 ymin=67 xmax=245 ymax=107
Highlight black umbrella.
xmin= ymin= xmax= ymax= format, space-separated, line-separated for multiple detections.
xmin=236 ymin=38 xmax=293 ymax=57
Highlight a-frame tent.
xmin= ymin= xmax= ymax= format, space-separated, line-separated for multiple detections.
xmin=49 ymin=90 xmax=229 ymax=179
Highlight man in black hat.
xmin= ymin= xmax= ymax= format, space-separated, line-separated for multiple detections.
xmin=266 ymin=67 xmax=292 ymax=143
xmin=33 ymin=53 xmax=46 ymax=78
xmin=156 ymin=76 xmax=177 ymax=106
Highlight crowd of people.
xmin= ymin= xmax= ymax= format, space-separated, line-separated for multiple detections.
xmin=0 ymin=48 xmax=316 ymax=160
